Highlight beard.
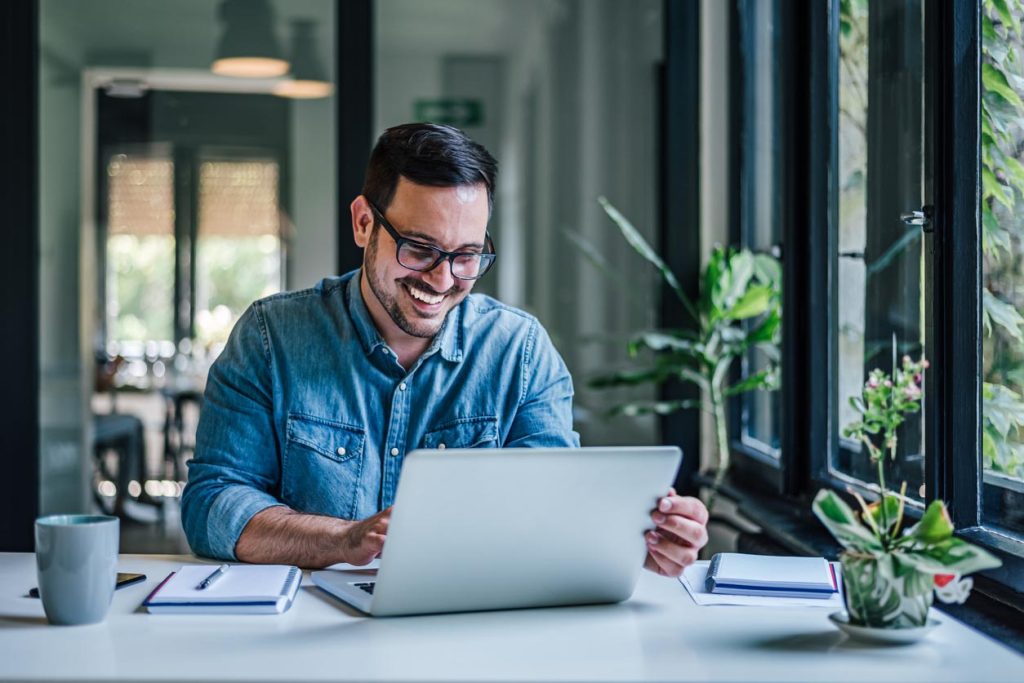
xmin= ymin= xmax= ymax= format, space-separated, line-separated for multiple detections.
xmin=363 ymin=227 xmax=464 ymax=339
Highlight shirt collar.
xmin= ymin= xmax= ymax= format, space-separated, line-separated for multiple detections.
xmin=345 ymin=269 xmax=464 ymax=363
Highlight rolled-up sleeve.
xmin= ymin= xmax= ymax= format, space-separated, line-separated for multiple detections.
xmin=181 ymin=304 xmax=284 ymax=560
xmin=504 ymin=320 xmax=581 ymax=448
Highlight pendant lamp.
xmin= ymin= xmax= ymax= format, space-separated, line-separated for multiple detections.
xmin=212 ymin=0 xmax=289 ymax=78
xmin=273 ymin=19 xmax=334 ymax=99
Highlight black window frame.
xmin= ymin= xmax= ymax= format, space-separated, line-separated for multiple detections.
xmin=726 ymin=0 xmax=1024 ymax=603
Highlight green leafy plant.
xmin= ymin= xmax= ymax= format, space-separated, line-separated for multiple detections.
xmin=982 ymin=0 xmax=1024 ymax=481
xmin=813 ymin=353 xmax=1002 ymax=628
xmin=581 ymin=198 xmax=781 ymax=503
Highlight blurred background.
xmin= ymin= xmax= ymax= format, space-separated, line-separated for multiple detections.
xmin=37 ymin=0 xmax=676 ymax=552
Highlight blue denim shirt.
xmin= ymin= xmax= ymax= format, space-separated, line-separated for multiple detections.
xmin=181 ymin=269 xmax=579 ymax=560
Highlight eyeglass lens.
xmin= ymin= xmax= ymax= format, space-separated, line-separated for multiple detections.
xmin=397 ymin=243 xmax=490 ymax=279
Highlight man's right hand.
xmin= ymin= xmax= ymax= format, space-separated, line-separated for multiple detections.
xmin=339 ymin=506 xmax=392 ymax=565
xmin=235 ymin=505 xmax=393 ymax=569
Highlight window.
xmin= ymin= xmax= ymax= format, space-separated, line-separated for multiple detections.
xmin=736 ymin=0 xmax=783 ymax=458
xmin=105 ymin=151 xmax=176 ymax=347
xmin=96 ymin=91 xmax=291 ymax=375
xmin=195 ymin=158 xmax=283 ymax=349
xmin=980 ymin=0 xmax=1024 ymax=537
xmin=833 ymin=0 xmax=928 ymax=504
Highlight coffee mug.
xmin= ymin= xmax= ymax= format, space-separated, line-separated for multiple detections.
xmin=34 ymin=514 xmax=119 ymax=625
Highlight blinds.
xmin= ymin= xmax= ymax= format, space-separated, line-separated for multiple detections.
xmin=198 ymin=160 xmax=280 ymax=237
xmin=107 ymin=154 xmax=175 ymax=236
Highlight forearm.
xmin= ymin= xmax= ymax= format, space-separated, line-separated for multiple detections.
xmin=234 ymin=506 xmax=354 ymax=569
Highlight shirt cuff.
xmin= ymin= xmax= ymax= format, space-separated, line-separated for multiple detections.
xmin=206 ymin=486 xmax=284 ymax=561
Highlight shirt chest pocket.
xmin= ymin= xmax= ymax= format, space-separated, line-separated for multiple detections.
xmin=282 ymin=413 xmax=366 ymax=519
xmin=422 ymin=416 xmax=500 ymax=450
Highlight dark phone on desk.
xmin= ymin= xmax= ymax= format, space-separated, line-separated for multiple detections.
xmin=28 ymin=572 xmax=146 ymax=598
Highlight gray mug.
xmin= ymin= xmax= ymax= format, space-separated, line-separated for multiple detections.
xmin=35 ymin=514 xmax=119 ymax=625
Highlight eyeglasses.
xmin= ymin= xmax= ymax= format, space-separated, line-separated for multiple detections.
xmin=368 ymin=201 xmax=497 ymax=280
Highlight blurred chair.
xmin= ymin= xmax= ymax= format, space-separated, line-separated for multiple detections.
xmin=92 ymin=354 xmax=156 ymax=519
xmin=162 ymin=387 xmax=204 ymax=483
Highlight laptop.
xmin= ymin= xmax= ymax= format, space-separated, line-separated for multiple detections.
xmin=311 ymin=446 xmax=682 ymax=617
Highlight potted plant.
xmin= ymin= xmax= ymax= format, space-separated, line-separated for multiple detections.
xmin=577 ymin=198 xmax=782 ymax=507
xmin=813 ymin=352 xmax=1002 ymax=631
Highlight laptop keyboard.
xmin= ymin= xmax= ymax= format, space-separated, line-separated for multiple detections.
xmin=354 ymin=582 xmax=376 ymax=594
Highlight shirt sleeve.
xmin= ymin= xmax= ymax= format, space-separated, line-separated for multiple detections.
xmin=503 ymin=319 xmax=582 ymax=448
xmin=180 ymin=304 xmax=285 ymax=560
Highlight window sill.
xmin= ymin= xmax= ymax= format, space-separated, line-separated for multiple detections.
xmin=713 ymin=476 xmax=1024 ymax=655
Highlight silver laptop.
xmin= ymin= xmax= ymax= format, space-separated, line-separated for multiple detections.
xmin=311 ymin=446 xmax=681 ymax=617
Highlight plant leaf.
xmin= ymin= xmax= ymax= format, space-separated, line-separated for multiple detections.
xmin=897 ymin=538 xmax=1003 ymax=576
xmin=812 ymin=490 xmax=884 ymax=551
xmin=982 ymin=287 xmax=1024 ymax=341
xmin=724 ymin=368 xmax=777 ymax=397
xmin=726 ymin=284 xmax=773 ymax=320
xmin=983 ymin=62 xmax=1024 ymax=110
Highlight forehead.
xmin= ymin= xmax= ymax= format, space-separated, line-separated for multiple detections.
xmin=386 ymin=177 xmax=489 ymax=249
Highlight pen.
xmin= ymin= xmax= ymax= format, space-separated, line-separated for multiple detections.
xmin=196 ymin=564 xmax=230 ymax=590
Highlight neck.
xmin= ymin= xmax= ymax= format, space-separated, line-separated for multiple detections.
xmin=359 ymin=271 xmax=432 ymax=369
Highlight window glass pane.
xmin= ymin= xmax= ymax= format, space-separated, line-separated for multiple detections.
xmin=834 ymin=0 xmax=927 ymax=501
xmin=980 ymin=3 xmax=1024 ymax=534
xmin=195 ymin=158 xmax=283 ymax=350
xmin=740 ymin=0 xmax=781 ymax=455
xmin=105 ymin=152 xmax=175 ymax=346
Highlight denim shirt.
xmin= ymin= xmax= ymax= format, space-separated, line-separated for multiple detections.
xmin=181 ymin=269 xmax=580 ymax=560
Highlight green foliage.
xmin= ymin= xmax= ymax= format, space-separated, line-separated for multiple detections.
xmin=843 ymin=354 xmax=928 ymax=463
xmin=982 ymin=0 xmax=1024 ymax=482
xmin=814 ymin=360 xmax=1001 ymax=604
xmin=585 ymin=198 xmax=781 ymax=497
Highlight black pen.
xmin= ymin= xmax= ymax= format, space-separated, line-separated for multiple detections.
xmin=196 ymin=564 xmax=230 ymax=590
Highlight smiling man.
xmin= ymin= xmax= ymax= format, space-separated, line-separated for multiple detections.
xmin=181 ymin=123 xmax=708 ymax=575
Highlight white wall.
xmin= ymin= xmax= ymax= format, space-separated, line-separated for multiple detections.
xmin=699 ymin=0 xmax=732 ymax=472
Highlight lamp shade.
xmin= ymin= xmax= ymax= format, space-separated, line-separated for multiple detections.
xmin=273 ymin=19 xmax=334 ymax=99
xmin=212 ymin=0 xmax=289 ymax=78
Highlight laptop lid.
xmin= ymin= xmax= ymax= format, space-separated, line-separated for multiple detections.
xmin=359 ymin=446 xmax=681 ymax=616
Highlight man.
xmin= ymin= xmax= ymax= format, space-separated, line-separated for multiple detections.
xmin=181 ymin=123 xmax=708 ymax=576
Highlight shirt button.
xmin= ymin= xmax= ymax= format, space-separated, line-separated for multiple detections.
xmin=438 ymin=443 xmax=446 ymax=450
xmin=336 ymin=447 xmax=346 ymax=456
xmin=399 ymin=382 xmax=407 ymax=391
xmin=390 ymin=447 xmax=400 ymax=457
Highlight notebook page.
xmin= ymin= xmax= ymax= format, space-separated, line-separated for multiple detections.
xmin=713 ymin=553 xmax=833 ymax=589
xmin=155 ymin=565 xmax=296 ymax=602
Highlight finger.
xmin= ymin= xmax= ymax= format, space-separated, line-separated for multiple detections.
xmin=650 ymin=513 xmax=709 ymax=549
xmin=644 ymin=553 xmax=669 ymax=576
xmin=648 ymin=534 xmax=698 ymax=570
xmin=656 ymin=495 xmax=709 ymax=525
xmin=645 ymin=544 xmax=685 ymax=577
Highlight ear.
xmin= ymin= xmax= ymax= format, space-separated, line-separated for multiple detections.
xmin=351 ymin=195 xmax=374 ymax=248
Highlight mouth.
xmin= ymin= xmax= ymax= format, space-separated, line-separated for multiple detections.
xmin=402 ymin=282 xmax=447 ymax=313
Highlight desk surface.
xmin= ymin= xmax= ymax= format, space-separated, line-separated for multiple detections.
xmin=0 ymin=553 xmax=1020 ymax=683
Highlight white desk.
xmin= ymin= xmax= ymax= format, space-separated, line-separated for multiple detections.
xmin=0 ymin=553 xmax=1020 ymax=682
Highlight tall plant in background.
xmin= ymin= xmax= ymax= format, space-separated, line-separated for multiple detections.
xmin=583 ymin=198 xmax=781 ymax=504
xmin=981 ymin=0 xmax=1024 ymax=480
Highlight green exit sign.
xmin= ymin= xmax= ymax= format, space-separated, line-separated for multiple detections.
xmin=413 ymin=99 xmax=484 ymax=127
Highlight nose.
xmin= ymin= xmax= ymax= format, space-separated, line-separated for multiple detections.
xmin=420 ymin=257 xmax=456 ymax=292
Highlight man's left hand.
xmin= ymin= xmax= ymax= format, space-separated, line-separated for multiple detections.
xmin=644 ymin=488 xmax=709 ymax=577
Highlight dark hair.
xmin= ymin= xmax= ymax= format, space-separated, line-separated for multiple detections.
xmin=362 ymin=123 xmax=498 ymax=214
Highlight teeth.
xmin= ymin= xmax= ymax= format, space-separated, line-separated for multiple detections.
xmin=408 ymin=286 xmax=443 ymax=305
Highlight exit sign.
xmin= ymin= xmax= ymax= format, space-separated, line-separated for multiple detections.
xmin=414 ymin=98 xmax=484 ymax=127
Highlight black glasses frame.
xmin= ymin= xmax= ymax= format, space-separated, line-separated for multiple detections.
xmin=368 ymin=201 xmax=497 ymax=280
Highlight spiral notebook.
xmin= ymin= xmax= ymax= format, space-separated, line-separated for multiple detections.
xmin=704 ymin=553 xmax=838 ymax=599
xmin=143 ymin=564 xmax=302 ymax=614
